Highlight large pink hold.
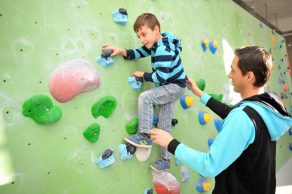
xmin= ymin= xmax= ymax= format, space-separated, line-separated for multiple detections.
xmin=50 ymin=59 xmax=100 ymax=103
xmin=152 ymin=170 xmax=181 ymax=194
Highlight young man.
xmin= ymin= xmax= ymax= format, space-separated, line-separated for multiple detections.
xmin=102 ymin=13 xmax=186 ymax=172
xmin=149 ymin=46 xmax=292 ymax=193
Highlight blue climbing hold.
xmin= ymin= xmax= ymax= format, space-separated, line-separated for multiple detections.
xmin=95 ymin=148 xmax=115 ymax=168
xmin=288 ymin=127 xmax=292 ymax=136
xmin=209 ymin=41 xmax=218 ymax=54
xmin=119 ymin=143 xmax=136 ymax=160
xmin=112 ymin=8 xmax=128 ymax=24
xmin=96 ymin=49 xmax=114 ymax=67
xmin=214 ymin=119 xmax=223 ymax=132
xmin=208 ymin=138 xmax=214 ymax=147
xmin=96 ymin=57 xmax=114 ymax=67
xmin=128 ymin=76 xmax=143 ymax=91
xmin=180 ymin=166 xmax=190 ymax=183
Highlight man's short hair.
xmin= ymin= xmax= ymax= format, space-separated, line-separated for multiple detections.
xmin=133 ymin=13 xmax=160 ymax=33
xmin=235 ymin=46 xmax=273 ymax=87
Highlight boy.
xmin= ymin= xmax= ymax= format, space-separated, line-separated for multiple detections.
xmin=102 ymin=13 xmax=186 ymax=172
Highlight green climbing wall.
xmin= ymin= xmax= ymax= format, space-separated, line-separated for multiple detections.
xmin=0 ymin=0 xmax=291 ymax=193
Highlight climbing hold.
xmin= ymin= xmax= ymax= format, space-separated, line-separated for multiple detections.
xmin=196 ymin=176 xmax=211 ymax=192
xmin=288 ymin=127 xmax=292 ymax=136
xmin=209 ymin=41 xmax=218 ymax=54
xmin=201 ymin=38 xmax=209 ymax=52
xmin=289 ymin=143 xmax=292 ymax=151
xmin=91 ymin=96 xmax=117 ymax=118
xmin=180 ymin=166 xmax=190 ymax=183
xmin=180 ymin=95 xmax=194 ymax=109
xmin=198 ymin=111 xmax=211 ymax=125
xmin=171 ymin=118 xmax=178 ymax=127
xmin=119 ymin=143 xmax=136 ymax=160
xmin=208 ymin=93 xmax=223 ymax=102
xmin=284 ymin=82 xmax=289 ymax=92
xmin=22 ymin=95 xmax=62 ymax=124
xmin=112 ymin=8 xmax=128 ymax=24
xmin=214 ymin=119 xmax=223 ymax=132
xmin=83 ymin=123 xmax=100 ymax=143
xmin=271 ymin=35 xmax=276 ymax=44
xmin=96 ymin=49 xmax=114 ymax=67
xmin=152 ymin=115 xmax=178 ymax=127
xmin=175 ymin=158 xmax=181 ymax=166
xmin=144 ymin=188 xmax=153 ymax=194
xmin=101 ymin=49 xmax=113 ymax=58
xmin=152 ymin=170 xmax=181 ymax=194
xmin=135 ymin=147 xmax=152 ymax=162
xmin=152 ymin=115 xmax=159 ymax=127
xmin=50 ymin=59 xmax=100 ymax=103
xmin=125 ymin=117 xmax=139 ymax=134
xmin=95 ymin=148 xmax=115 ymax=168
xmin=196 ymin=79 xmax=206 ymax=91
xmin=128 ymin=76 xmax=143 ymax=91
xmin=207 ymin=138 xmax=214 ymax=147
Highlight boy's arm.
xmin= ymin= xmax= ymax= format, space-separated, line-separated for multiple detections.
xmin=124 ymin=45 xmax=151 ymax=59
xmin=143 ymin=46 xmax=173 ymax=84
xmin=102 ymin=44 xmax=127 ymax=57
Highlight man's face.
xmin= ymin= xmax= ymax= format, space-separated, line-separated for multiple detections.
xmin=228 ymin=56 xmax=247 ymax=93
xmin=136 ymin=25 xmax=160 ymax=49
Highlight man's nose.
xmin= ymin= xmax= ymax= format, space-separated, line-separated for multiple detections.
xmin=228 ymin=72 xmax=232 ymax=78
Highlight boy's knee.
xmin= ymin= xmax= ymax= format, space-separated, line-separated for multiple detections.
xmin=139 ymin=92 xmax=151 ymax=103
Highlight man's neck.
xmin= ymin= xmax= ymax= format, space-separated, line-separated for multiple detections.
xmin=241 ymin=87 xmax=263 ymax=99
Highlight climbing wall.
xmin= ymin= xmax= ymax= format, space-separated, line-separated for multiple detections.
xmin=0 ymin=0 xmax=291 ymax=193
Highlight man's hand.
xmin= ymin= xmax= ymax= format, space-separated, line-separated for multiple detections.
xmin=102 ymin=44 xmax=126 ymax=57
xmin=186 ymin=76 xmax=203 ymax=97
xmin=132 ymin=71 xmax=144 ymax=78
xmin=148 ymin=128 xmax=174 ymax=148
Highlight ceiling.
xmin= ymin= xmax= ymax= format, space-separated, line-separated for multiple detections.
xmin=235 ymin=0 xmax=292 ymax=36
xmin=234 ymin=0 xmax=292 ymax=61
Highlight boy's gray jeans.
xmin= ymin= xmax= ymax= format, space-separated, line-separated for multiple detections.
xmin=138 ymin=83 xmax=185 ymax=159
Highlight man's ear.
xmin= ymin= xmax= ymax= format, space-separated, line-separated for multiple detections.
xmin=246 ymin=71 xmax=256 ymax=84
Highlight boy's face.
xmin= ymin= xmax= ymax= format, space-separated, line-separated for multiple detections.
xmin=136 ymin=25 xmax=161 ymax=49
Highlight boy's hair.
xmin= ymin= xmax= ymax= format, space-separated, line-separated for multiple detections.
xmin=133 ymin=13 xmax=160 ymax=33
xmin=235 ymin=46 xmax=273 ymax=87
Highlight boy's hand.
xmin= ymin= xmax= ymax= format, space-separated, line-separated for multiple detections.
xmin=132 ymin=71 xmax=144 ymax=78
xmin=186 ymin=76 xmax=203 ymax=97
xmin=148 ymin=128 xmax=174 ymax=148
xmin=102 ymin=44 xmax=126 ymax=57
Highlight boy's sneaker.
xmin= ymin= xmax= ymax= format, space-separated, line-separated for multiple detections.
xmin=150 ymin=158 xmax=170 ymax=172
xmin=124 ymin=133 xmax=152 ymax=148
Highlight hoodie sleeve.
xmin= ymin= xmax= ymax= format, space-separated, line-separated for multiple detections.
xmin=168 ymin=107 xmax=256 ymax=177
xmin=143 ymin=45 xmax=173 ymax=84
xmin=200 ymin=93 xmax=233 ymax=119
xmin=124 ymin=45 xmax=151 ymax=59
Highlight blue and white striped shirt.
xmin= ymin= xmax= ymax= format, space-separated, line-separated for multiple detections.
xmin=124 ymin=32 xmax=186 ymax=88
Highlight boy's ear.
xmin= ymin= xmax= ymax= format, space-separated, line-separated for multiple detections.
xmin=154 ymin=25 xmax=160 ymax=33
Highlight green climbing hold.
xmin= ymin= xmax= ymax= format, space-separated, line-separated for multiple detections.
xmin=125 ymin=117 xmax=138 ymax=134
xmin=22 ymin=95 xmax=62 ymax=124
xmin=83 ymin=123 xmax=100 ymax=142
xmin=196 ymin=79 xmax=206 ymax=91
xmin=91 ymin=96 xmax=117 ymax=118
xmin=208 ymin=93 xmax=223 ymax=102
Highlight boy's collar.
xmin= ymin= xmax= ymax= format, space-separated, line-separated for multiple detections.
xmin=151 ymin=33 xmax=166 ymax=50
